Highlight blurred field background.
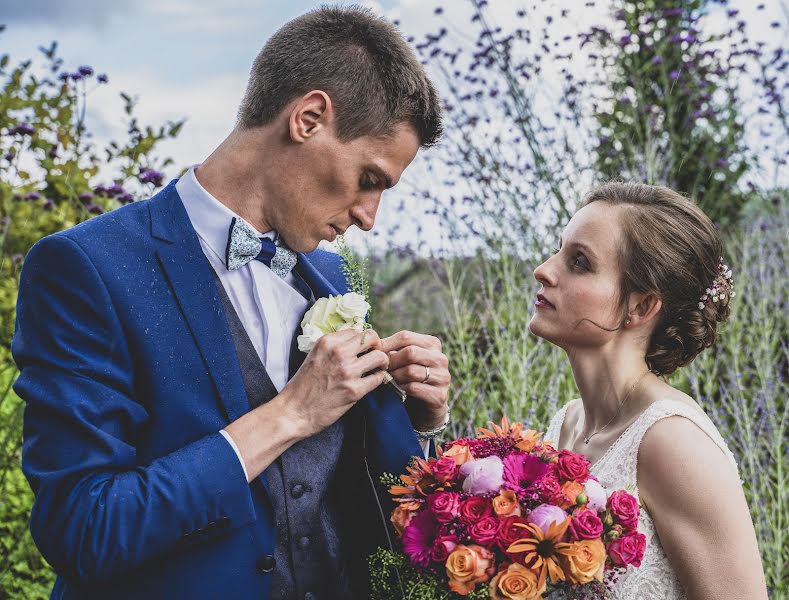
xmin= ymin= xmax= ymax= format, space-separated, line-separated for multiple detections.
xmin=0 ymin=0 xmax=786 ymax=597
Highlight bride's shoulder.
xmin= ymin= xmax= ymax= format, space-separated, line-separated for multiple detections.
xmin=637 ymin=395 xmax=737 ymax=490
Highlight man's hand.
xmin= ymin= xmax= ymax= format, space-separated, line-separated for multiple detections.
xmin=283 ymin=328 xmax=390 ymax=437
xmin=381 ymin=330 xmax=450 ymax=430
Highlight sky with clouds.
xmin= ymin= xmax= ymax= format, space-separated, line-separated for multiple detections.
xmin=1 ymin=0 xmax=785 ymax=250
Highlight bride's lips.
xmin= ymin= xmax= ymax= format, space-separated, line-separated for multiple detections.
xmin=535 ymin=293 xmax=555 ymax=309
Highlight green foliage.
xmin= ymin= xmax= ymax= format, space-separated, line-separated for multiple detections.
xmin=369 ymin=548 xmax=489 ymax=600
xmin=585 ymin=0 xmax=758 ymax=227
xmin=0 ymin=32 xmax=181 ymax=596
xmin=336 ymin=234 xmax=372 ymax=319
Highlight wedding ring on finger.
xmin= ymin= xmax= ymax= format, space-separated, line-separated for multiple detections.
xmin=421 ymin=365 xmax=431 ymax=384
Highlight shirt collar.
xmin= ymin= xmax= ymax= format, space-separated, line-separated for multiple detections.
xmin=176 ymin=165 xmax=276 ymax=263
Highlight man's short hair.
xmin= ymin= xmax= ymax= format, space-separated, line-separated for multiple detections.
xmin=237 ymin=5 xmax=442 ymax=147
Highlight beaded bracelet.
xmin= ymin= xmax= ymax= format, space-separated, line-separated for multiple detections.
xmin=413 ymin=413 xmax=451 ymax=441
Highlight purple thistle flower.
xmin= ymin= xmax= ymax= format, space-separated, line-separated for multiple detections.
xmin=670 ymin=69 xmax=681 ymax=80
xmin=69 ymin=72 xmax=84 ymax=81
xmin=651 ymin=56 xmax=664 ymax=66
xmin=97 ymin=73 xmax=109 ymax=84
xmin=24 ymin=192 xmax=42 ymax=200
xmin=43 ymin=200 xmax=55 ymax=210
xmin=78 ymin=65 xmax=93 ymax=76
xmin=58 ymin=72 xmax=70 ymax=81
xmin=78 ymin=192 xmax=94 ymax=204
xmin=87 ymin=204 xmax=104 ymax=215
xmin=118 ymin=192 xmax=135 ymax=204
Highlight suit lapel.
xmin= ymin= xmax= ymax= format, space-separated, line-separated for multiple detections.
xmin=149 ymin=183 xmax=250 ymax=424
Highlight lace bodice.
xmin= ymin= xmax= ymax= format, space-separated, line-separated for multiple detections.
xmin=545 ymin=399 xmax=739 ymax=600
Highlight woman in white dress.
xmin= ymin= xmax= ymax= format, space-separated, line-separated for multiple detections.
xmin=530 ymin=182 xmax=767 ymax=599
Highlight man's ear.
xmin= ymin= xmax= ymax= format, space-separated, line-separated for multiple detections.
xmin=288 ymin=90 xmax=332 ymax=142
xmin=625 ymin=291 xmax=662 ymax=329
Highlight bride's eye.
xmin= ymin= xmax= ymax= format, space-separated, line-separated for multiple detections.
xmin=572 ymin=253 xmax=590 ymax=271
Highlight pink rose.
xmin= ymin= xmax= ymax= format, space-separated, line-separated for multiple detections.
xmin=607 ymin=490 xmax=640 ymax=531
xmin=557 ymin=449 xmax=590 ymax=483
xmin=431 ymin=535 xmax=459 ymax=563
xmin=431 ymin=456 xmax=459 ymax=484
xmin=527 ymin=504 xmax=569 ymax=536
xmin=468 ymin=516 xmax=501 ymax=547
xmin=607 ymin=532 xmax=646 ymax=568
xmin=428 ymin=491 xmax=462 ymax=523
xmin=568 ymin=509 xmax=604 ymax=541
xmin=459 ymin=496 xmax=493 ymax=525
xmin=460 ymin=455 xmax=504 ymax=495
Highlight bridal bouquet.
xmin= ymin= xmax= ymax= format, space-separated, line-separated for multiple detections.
xmin=369 ymin=418 xmax=646 ymax=599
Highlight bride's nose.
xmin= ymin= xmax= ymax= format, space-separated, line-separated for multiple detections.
xmin=533 ymin=255 xmax=557 ymax=287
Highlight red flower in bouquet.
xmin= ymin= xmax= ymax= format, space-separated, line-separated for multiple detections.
xmin=430 ymin=456 xmax=459 ymax=484
xmin=459 ymin=496 xmax=493 ymax=524
xmin=497 ymin=515 xmax=531 ymax=553
xmin=607 ymin=490 xmax=640 ymax=531
xmin=468 ymin=516 xmax=501 ymax=547
xmin=607 ymin=531 xmax=647 ymax=568
xmin=428 ymin=491 xmax=462 ymax=523
xmin=431 ymin=535 xmax=459 ymax=563
xmin=568 ymin=509 xmax=604 ymax=541
xmin=557 ymin=449 xmax=590 ymax=483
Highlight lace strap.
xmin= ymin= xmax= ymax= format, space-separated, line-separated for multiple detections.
xmin=605 ymin=399 xmax=740 ymax=492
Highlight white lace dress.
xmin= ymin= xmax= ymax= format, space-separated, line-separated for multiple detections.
xmin=545 ymin=399 xmax=740 ymax=600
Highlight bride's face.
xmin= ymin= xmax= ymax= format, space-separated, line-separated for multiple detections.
xmin=529 ymin=201 xmax=626 ymax=350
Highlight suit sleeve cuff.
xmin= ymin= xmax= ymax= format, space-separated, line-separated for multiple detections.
xmin=220 ymin=429 xmax=250 ymax=483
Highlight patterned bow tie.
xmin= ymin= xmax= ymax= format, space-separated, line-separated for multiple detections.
xmin=225 ymin=217 xmax=297 ymax=279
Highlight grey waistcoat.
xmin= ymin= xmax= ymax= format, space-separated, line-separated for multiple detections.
xmin=212 ymin=269 xmax=352 ymax=599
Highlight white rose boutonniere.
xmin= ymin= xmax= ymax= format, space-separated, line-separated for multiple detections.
xmin=296 ymin=293 xmax=371 ymax=353
xmin=297 ymin=235 xmax=407 ymax=400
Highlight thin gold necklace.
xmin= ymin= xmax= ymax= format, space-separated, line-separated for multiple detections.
xmin=582 ymin=369 xmax=653 ymax=445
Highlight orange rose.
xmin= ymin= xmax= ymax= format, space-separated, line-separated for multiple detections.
xmin=443 ymin=443 xmax=473 ymax=466
xmin=445 ymin=544 xmax=495 ymax=595
xmin=492 ymin=489 xmax=522 ymax=517
xmin=489 ymin=563 xmax=545 ymax=600
xmin=558 ymin=480 xmax=585 ymax=510
xmin=561 ymin=539 xmax=606 ymax=584
xmin=390 ymin=505 xmax=416 ymax=537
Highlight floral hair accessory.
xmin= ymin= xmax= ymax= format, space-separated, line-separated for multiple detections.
xmin=698 ymin=258 xmax=735 ymax=310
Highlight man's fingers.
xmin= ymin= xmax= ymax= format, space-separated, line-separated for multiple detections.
xmin=380 ymin=330 xmax=442 ymax=353
xmin=387 ymin=345 xmax=447 ymax=372
xmin=390 ymin=364 xmax=450 ymax=386
xmin=353 ymin=349 xmax=389 ymax=377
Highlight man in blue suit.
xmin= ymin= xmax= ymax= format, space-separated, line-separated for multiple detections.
xmin=12 ymin=6 xmax=449 ymax=599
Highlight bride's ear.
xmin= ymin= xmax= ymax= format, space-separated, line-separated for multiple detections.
xmin=625 ymin=291 xmax=662 ymax=329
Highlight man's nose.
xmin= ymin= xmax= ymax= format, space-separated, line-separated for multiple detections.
xmin=350 ymin=194 xmax=381 ymax=232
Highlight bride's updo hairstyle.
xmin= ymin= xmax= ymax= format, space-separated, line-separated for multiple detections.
xmin=583 ymin=181 xmax=732 ymax=376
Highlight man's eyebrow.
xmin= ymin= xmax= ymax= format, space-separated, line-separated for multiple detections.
xmin=366 ymin=164 xmax=393 ymax=189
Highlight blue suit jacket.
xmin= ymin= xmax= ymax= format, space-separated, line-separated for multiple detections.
xmin=12 ymin=182 xmax=423 ymax=599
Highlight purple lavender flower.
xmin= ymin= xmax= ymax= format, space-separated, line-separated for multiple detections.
xmin=138 ymin=168 xmax=164 ymax=186
xmin=78 ymin=65 xmax=93 ymax=77
xmin=43 ymin=200 xmax=55 ymax=210
xmin=651 ymin=56 xmax=664 ymax=66
xmin=9 ymin=123 xmax=35 ymax=136
xmin=670 ymin=69 xmax=681 ymax=80
xmin=87 ymin=204 xmax=104 ymax=215
xmin=118 ymin=192 xmax=135 ymax=204
xmin=78 ymin=192 xmax=94 ymax=204
xmin=97 ymin=73 xmax=109 ymax=84
xmin=69 ymin=72 xmax=84 ymax=81
xmin=106 ymin=183 xmax=125 ymax=197
xmin=24 ymin=191 xmax=41 ymax=201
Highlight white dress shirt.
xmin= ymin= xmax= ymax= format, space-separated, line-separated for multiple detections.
xmin=177 ymin=166 xmax=428 ymax=482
